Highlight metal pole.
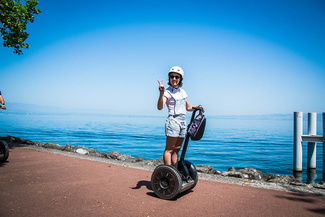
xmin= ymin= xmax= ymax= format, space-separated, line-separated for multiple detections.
xmin=307 ymin=113 xmax=317 ymax=169
xmin=294 ymin=112 xmax=303 ymax=172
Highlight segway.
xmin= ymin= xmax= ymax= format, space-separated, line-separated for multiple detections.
xmin=0 ymin=140 xmax=9 ymax=162
xmin=151 ymin=107 xmax=206 ymax=200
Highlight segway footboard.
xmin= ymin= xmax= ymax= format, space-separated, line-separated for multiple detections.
xmin=184 ymin=160 xmax=198 ymax=190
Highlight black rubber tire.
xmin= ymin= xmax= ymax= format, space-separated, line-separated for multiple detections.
xmin=0 ymin=140 xmax=9 ymax=162
xmin=151 ymin=164 xmax=182 ymax=200
xmin=185 ymin=160 xmax=198 ymax=190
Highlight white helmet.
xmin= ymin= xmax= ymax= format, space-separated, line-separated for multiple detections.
xmin=169 ymin=66 xmax=184 ymax=78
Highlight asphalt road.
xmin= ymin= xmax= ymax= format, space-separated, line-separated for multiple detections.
xmin=1 ymin=148 xmax=324 ymax=217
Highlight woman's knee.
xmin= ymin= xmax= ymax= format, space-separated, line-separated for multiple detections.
xmin=164 ymin=147 xmax=180 ymax=155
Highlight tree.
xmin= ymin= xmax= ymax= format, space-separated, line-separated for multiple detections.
xmin=0 ymin=0 xmax=41 ymax=55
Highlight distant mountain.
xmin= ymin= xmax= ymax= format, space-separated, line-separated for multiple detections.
xmin=2 ymin=102 xmax=65 ymax=114
xmin=1 ymin=102 xmax=117 ymax=115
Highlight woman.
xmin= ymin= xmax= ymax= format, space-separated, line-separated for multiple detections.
xmin=157 ymin=66 xmax=203 ymax=168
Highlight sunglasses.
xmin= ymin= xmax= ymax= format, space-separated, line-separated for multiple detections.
xmin=169 ymin=75 xmax=180 ymax=79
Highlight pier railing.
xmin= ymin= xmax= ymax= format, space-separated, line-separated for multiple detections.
xmin=293 ymin=112 xmax=325 ymax=174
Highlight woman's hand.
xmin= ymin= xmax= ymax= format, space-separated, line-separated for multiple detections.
xmin=199 ymin=105 xmax=205 ymax=113
xmin=157 ymin=80 xmax=165 ymax=93
xmin=157 ymin=80 xmax=167 ymax=110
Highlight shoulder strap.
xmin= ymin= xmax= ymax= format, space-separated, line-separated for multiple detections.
xmin=165 ymin=89 xmax=173 ymax=99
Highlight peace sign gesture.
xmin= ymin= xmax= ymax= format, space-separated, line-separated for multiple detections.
xmin=157 ymin=80 xmax=165 ymax=93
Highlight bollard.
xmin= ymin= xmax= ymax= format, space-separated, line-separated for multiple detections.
xmin=294 ymin=112 xmax=325 ymax=176
xmin=307 ymin=113 xmax=317 ymax=169
xmin=293 ymin=112 xmax=303 ymax=172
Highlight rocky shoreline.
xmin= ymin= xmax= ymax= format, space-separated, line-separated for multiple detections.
xmin=2 ymin=135 xmax=325 ymax=197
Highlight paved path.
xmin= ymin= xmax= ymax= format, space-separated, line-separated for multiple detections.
xmin=1 ymin=147 xmax=325 ymax=217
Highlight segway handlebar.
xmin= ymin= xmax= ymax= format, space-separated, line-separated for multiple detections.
xmin=192 ymin=106 xmax=204 ymax=111
xmin=190 ymin=106 xmax=204 ymax=122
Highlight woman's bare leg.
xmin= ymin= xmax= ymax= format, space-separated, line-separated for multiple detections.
xmin=164 ymin=136 xmax=184 ymax=168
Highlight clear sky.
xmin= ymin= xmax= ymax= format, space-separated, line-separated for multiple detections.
xmin=0 ymin=0 xmax=324 ymax=116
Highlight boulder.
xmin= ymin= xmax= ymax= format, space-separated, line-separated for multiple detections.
xmin=238 ymin=168 xmax=263 ymax=180
xmin=2 ymin=135 xmax=35 ymax=146
xmin=196 ymin=165 xmax=215 ymax=174
xmin=263 ymin=174 xmax=300 ymax=184
xmin=43 ymin=142 xmax=64 ymax=150
xmin=72 ymin=145 xmax=100 ymax=157
xmin=142 ymin=157 xmax=163 ymax=166
xmin=34 ymin=142 xmax=44 ymax=147
xmin=62 ymin=144 xmax=73 ymax=152
xmin=102 ymin=151 xmax=142 ymax=163
xmin=76 ymin=148 xmax=89 ymax=155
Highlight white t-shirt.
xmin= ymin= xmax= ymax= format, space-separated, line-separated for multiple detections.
xmin=164 ymin=86 xmax=187 ymax=115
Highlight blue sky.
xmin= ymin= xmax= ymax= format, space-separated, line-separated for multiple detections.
xmin=0 ymin=0 xmax=324 ymax=115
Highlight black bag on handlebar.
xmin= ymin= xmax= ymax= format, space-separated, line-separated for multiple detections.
xmin=187 ymin=111 xmax=206 ymax=141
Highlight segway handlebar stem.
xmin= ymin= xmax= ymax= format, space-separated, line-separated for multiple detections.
xmin=179 ymin=105 xmax=204 ymax=178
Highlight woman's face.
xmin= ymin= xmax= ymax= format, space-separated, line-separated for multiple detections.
xmin=169 ymin=73 xmax=181 ymax=88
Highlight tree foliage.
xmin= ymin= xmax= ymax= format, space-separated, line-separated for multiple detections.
xmin=0 ymin=0 xmax=41 ymax=55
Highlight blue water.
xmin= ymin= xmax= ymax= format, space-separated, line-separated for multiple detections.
xmin=1 ymin=111 xmax=324 ymax=183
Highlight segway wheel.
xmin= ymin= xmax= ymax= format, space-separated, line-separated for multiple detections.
xmin=0 ymin=140 xmax=9 ymax=162
xmin=185 ymin=160 xmax=198 ymax=190
xmin=151 ymin=164 xmax=182 ymax=200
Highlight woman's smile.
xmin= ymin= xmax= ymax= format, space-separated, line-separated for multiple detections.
xmin=169 ymin=73 xmax=180 ymax=88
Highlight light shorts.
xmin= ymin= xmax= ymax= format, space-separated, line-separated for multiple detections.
xmin=165 ymin=114 xmax=187 ymax=138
